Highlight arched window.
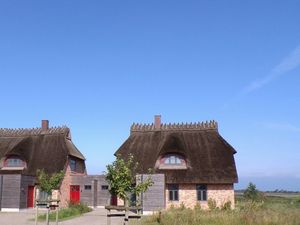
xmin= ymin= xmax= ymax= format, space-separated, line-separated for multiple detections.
xmin=158 ymin=154 xmax=187 ymax=169
xmin=4 ymin=156 xmax=25 ymax=167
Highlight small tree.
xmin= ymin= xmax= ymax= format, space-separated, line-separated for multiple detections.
xmin=37 ymin=170 xmax=64 ymax=196
xmin=105 ymin=154 xmax=153 ymax=206
xmin=243 ymin=182 xmax=262 ymax=202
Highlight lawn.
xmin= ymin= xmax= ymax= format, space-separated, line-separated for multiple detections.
xmin=135 ymin=195 xmax=300 ymax=225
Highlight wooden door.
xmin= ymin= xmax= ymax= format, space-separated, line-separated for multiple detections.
xmin=27 ymin=186 xmax=34 ymax=208
xmin=70 ymin=185 xmax=80 ymax=204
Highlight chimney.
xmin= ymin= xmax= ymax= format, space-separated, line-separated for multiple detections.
xmin=41 ymin=120 xmax=49 ymax=131
xmin=154 ymin=115 xmax=161 ymax=130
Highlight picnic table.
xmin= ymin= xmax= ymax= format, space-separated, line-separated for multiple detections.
xmin=105 ymin=205 xmax=142 ymax=225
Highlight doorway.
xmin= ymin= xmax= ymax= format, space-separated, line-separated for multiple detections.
xmin=27 ymin=186 xmax=34 ymax=208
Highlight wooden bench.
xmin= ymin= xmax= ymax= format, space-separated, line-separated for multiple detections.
xmin=105 ymin=205 xmax=142 ymax=225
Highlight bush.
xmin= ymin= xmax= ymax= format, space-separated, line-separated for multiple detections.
xmin=179 ymin=202 xmax=186 ymax=210
xmin=208 ymin=198 xmax=217 ymax=210
xmin=221 ymin=201 xmax=232 ymax=210
xmin=38 ymin=202 xmax=92 ymax=221
xmin=243 ymin=182 xmax=264 ymax=202
xmin=68 ymin=202 xmax=92 ymax=214
xmin=194 ymin=202 xmax=201 ymax=210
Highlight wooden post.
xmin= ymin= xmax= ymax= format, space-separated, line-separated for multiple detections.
xmin=46 ymin=205 xmax=49 ymax=225
xmin=107 ymin=209 xmax=111 ymax=225
xmin=124 ymin=199 xmax=129 ymax=225
xmin=55 ymin=202 xmax=59 ymax=225
xmin=35 ymin=202 xmax=38 ymax=225
xmin=124 ymin=208 xmax=128 ymax=225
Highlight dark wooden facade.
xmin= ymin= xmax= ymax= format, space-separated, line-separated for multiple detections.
xmin=70 ymin=175 xmax=111 ymax=207
xmin=0 ymin=174 xmax=35 ymax=210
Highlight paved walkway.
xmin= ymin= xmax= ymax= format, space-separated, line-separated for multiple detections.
xmin=0 ymin=208 xmax=131 ymax=225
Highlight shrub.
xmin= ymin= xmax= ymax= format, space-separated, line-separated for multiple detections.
xmin=38 ymin=202 xmax=92 ymax=221
xmin=169 ymin=203 xmax=175 ymax=210
xmin=194 ymin=202 xmax=201 ymax=210
xmin=68 ymin=202 xmax=92 ymax=214
xmin=243 ymin=182 xmax=264 ymax=202
xmin=179 ymin=202 xmax=186 ymax=210
xmin=208 ymin=198 xmax=217 ymax=210
xmin=221 ymin=201 xmax=232 ymax=210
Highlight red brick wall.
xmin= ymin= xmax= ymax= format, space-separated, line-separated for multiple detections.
xmin=59 ymin=158 xmax=86 ymax=208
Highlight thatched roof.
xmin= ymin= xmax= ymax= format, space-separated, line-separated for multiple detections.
xmin=116 ymin=119 xmax=238 ymax=184
xmin=0 ymin=125 xmax=85 ymax=176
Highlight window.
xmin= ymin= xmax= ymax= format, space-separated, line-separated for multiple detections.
xmin=101 ymin=185 xmax=109 ymax=190
xmin=5 ymin=157 xmax=24 ymax=167
xmin=196 ymin=184 xmax=207 ymax=201
xmin=168 ymin=184 xmax=179 ymax=201
xmin=70 ymin=159 xmax=76 ymax=171
xmin=165 ymin=155 xmax=182 ymax=165
xmin=84 ymin=185 xmax=92 ymax=190
xmin=158 ymin=154 xmax=187 ymax=169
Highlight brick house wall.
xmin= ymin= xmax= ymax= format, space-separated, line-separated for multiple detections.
xmin=165 ymin=184 xmax=234 ymax=209
xmin=59 ymin=159 xmax=86 ymax=207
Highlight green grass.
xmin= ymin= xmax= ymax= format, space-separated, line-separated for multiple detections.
xmin=37 ymin=202 xmax=92 ymax=222
xmin=135 ymin=195 xmax=300 ymax=225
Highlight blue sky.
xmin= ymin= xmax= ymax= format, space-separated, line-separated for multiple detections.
xmin=1 ymin=1 xmax=300 ymax=191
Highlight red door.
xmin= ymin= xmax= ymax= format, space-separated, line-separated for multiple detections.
xmin=70 ymin=185 xmax=80 ymax=204
xmin=111 ymin=195 xmax=118 ymax=206
xmin=27 ymin=186 xmax=34 ymax=208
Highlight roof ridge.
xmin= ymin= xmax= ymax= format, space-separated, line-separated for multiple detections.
xmin=131 ymin=120 xmax=218 ymax=132
xmin=0 ymin=126 xmax=70 ymax=137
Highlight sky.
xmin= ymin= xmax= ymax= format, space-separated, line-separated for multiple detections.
xmin=0 ymin=0 xmax=300 ymax=191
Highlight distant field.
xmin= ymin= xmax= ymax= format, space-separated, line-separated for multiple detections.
xmin=235 ymin=191 xmax=300 ymax=198
xmin=135 ymin=194 xmax=300 ymax=225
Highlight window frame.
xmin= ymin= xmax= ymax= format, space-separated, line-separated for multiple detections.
xmin=196 ymin=184 xmax=207 ymax=201
xmin=168 ymin=184 xmax=179 ymax=201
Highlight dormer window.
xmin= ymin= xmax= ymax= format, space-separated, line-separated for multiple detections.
xmin=164 ymin=155 xmax=182 ymax=165
xmin=6 ymin=158 xmax=23 ymax=167
xmin=2 ymin=156 xmax=26 ymax=169
xmin=157 ymin=154 xmax=187 ymax=170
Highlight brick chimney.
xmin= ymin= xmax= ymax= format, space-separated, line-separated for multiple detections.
xmin=154 ymin=115 xmax=161 ymax=130
xmin=41 ymin=120 xmax=49 ymax=131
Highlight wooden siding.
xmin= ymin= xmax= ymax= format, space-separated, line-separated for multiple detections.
xmin=0 ymin=175 xmax=3 ymax=209
xmin=0 ymin=174 xmax=21 ymax=209
xmin=20 ymin=175 xmax=36 ymax=209
xmin=140 ymin=174 xmax=165 ymax=211
xmin=71 ymin=175 xmax=110 ymax=206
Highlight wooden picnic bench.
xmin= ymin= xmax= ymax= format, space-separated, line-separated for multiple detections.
xmin=105 ymin=205 xmax=142 ymax=225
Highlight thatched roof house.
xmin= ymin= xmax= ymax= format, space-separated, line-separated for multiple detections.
xmin=116 ymin=116 xmax=238 ymax=210
xmin=0 ymin=120 xmax=86 ymax=211
xmin=0 ymin=123 xmax=85 ymax=176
